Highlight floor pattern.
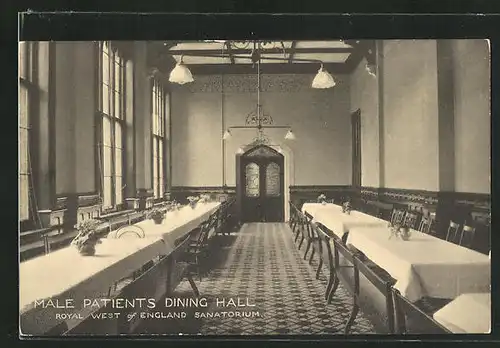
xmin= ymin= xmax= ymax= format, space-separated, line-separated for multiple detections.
xmin=137 ymin=222 xmax=377 ymax=335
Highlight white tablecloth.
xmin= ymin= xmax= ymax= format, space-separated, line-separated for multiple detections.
xmin=19 ymin=202 xmax=220 ymax=335
xmin=122 ymin=202 xmax=220 ymax=251
xmin=302 ymin=203 xmax=387 ymax=239
xmin=19 ymin=238 xmax=167 ymax=334
xmin=433 ymin=293 xmax=491 ymax=333
xmin=346 ymin=226 xmax=491 ymax=302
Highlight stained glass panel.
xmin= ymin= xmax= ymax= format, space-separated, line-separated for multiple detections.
xmin=266 ymin=162 xmax=281 ymax=196
xmin=245 ymin=162 xmax=260 ymax=197
xmin=246 ymin=146 xmax=280 ymax=157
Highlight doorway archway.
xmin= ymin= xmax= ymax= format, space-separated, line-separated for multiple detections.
xmin=236 ymin=145 xmax=285 ymax=222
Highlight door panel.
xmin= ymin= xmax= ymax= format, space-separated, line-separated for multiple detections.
xmin=240 ymin=147 xmax=284 ymax=223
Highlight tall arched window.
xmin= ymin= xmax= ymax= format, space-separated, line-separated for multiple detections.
xmin=98 ymin=42 xmax=125 ymax=210
xmin=152 ymin=78 xmax=166 ymax=199
xmin=19 ymin=42 xmax=32 ymax=223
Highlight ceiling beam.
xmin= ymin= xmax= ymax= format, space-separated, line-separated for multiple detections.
xmin=344 ymin=40 xmax=375 ymax=73
xmin=167 ymin=47 xmax=354 ymax=56
xmin=185 ymin=62 xmax=349 ymax=75
xmin=288 ymin=41 xmax=297 ymax=64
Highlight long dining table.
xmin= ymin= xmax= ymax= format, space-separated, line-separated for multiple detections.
xmin=19 ymin=202 xmax=221 ymax=335
xmin=302 ymin=203 xmax=491 ymax=305
xmin=433 ymin=292 xmax=491 ymax=333
xmin=302 ymin=202 xmax=388 ymax=239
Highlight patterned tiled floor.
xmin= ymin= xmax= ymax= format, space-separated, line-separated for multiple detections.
xmin=137 ymin=223 xmax=377 ymax=335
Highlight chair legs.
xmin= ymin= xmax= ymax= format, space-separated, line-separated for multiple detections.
xmin=187 ymin=273 xmax=200 ymax=297
xmin=298 ymin=236 xmax=305 ymax=250
xmin=344 ymin=302 xmax=359 ymax=334
xmin=303 ymin=240 xmax=311 ymax=260
xmin=315 ymin=259 xmax=323 ymax=279
xmin=294 ymin=229 xmax=301 ymax=243
xmin=308 ymin=247 xmax=315 ymax=265
xmin=327 ymin=275 xmax=340 ymax=304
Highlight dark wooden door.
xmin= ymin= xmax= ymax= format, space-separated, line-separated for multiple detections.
xmin=240 ymin=146 xmax=284 ymax=223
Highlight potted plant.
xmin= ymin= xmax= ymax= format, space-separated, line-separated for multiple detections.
xmin=198 ymin=194 xmax=211 ymax=203
xmin=147 ymin=207 xmax=165 ymax=224
xmin=342 ymin=201 xmax=352 ymax=214
xmin=71 ymin=219 xmax=102 ymax=256
xmin=187 ymin=196 xmax=199 ymax=209
xmin=166 ymin=200 xmax=181 ymax=214
xmin=317 ymin=194 xmax=327 ymax=205
xmin=388 ymin=222 xmax=412 ymax=241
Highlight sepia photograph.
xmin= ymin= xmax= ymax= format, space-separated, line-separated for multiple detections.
xmin=19 ymin=38 xmax=491 ymax=336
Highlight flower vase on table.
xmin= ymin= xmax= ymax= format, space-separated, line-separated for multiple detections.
xmin=147 ymin=207 xmax=165 ymax=225
xmin=342 ymin=201 xmax=352 ymax=215
xmin=198 ymin=194 xmax=211 ymax=204
xmin=317 ymin=194 xmax=327 ymax=205
xmin=388 ymin=223 xmax=412 ymax=241
xmin=400 ymin=226 xmax=412 ymax=241
xmin=168 ymin=200 xmax=182 ymax=215
xmin=187 ymin=196 xmax=199 ymax=209
xmin=71 ymin=219 xmax=102 ymax=256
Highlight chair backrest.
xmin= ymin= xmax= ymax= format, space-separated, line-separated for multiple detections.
xmin=353 ymin=254 xmax=395 ymax=333
xmin=314 ymin=224 xmax=333 ymax=269
xmin=459 ymin=224 xmax=476 ymax=248
xmin=111 ymin=225 xmax=146 ymax=239
xmin=390 ymin=209 xmax=405 ymax=225
xmin=446 ymin=221 xmax=461 ymax=244
xmin=331 ymin=236 xmax=358 ymax=296
xmin=391 ymin=288 xmax=451 ymax=334
xmin=332 ymin=236 xmax=355 ymax=270
xmin=418 ymin=216 xmax=432 ymax=234
xmin=304 ymin=211 xmax=315 ymax=238
xmin=403 ymin=211 xmax=419 ymax=230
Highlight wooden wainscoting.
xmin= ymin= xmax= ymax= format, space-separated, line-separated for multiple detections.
xmin=170 ymin=186 xmax=237 ymax=204
xmin=289 ymin=185 xmax=354 ymax=210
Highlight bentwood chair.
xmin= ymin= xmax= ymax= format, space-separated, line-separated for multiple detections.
xmin=417 ymin=216 xmax=433 ymax=234
xmin=392 ymin=288 xmax=451 ymax=334
xmin=289 ymin=202 xmax=300 ymax=235
xmin=303 ymin=211 xmax=321 ymax=264
xmin=297 ymin=211 xmax=312 ymax=251
xmin=390 ymin=209 xmax=406 ymax=226
xmin=314 ymin=224 xmax=334 ymax=283
xmin=402 ymin=211 xmax=419 ymax=230
xmin=459 ymin=224 xmax=476 ymax=249
xmin=446 ymin=221 xmax=461 ymax=244
xmin=187 ymin=214 xmax=218 ymax=281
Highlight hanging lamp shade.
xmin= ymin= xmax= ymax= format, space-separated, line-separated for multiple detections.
xmin=312 ymin=64 xmax=336 ymax=89
xmin=223 ymin=129 xmax=232 ymax=140
xmin=169 ymin=57 xmax=194 ymax=85
xmin=284 ymin=129 xmax=296 ymax=140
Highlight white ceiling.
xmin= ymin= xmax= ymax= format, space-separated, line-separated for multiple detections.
xmin=169 ymin=40 xmax=352 ymax=65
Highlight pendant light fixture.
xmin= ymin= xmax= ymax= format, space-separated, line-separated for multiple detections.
xmin=169 ymin=56 xmax=194 ymax=85
xmin=223 ymin=129 xmax=232 ymax=140
xmin=311 ymin=63 xmax=336 ymax=89
xmin=284 ymin=130 xmax=296 ymax=140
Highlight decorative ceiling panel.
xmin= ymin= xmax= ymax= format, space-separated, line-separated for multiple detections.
xmin=169 ymin=42 xmax=224 ymax=51
xmin=293 ymin=53 xmax=351 ymax=63
xmin=295 ymin=40 xmax=352 ymax=49
xmin=173 ymin=55 xmax=231 ymax=64
xmin=234 ymin=53 xmax=290 ymax=64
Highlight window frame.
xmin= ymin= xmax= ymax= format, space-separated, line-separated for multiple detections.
xmin=19 ymin=42 xmax=39 ymax=231
xmin=151 ymin=78 xmax=166 ymax=200
xmin=97 ymin=41 xmax=126 ymax=212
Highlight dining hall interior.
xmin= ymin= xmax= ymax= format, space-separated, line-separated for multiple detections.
xmin=19 ymin=39 xmax=491 ymax=336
